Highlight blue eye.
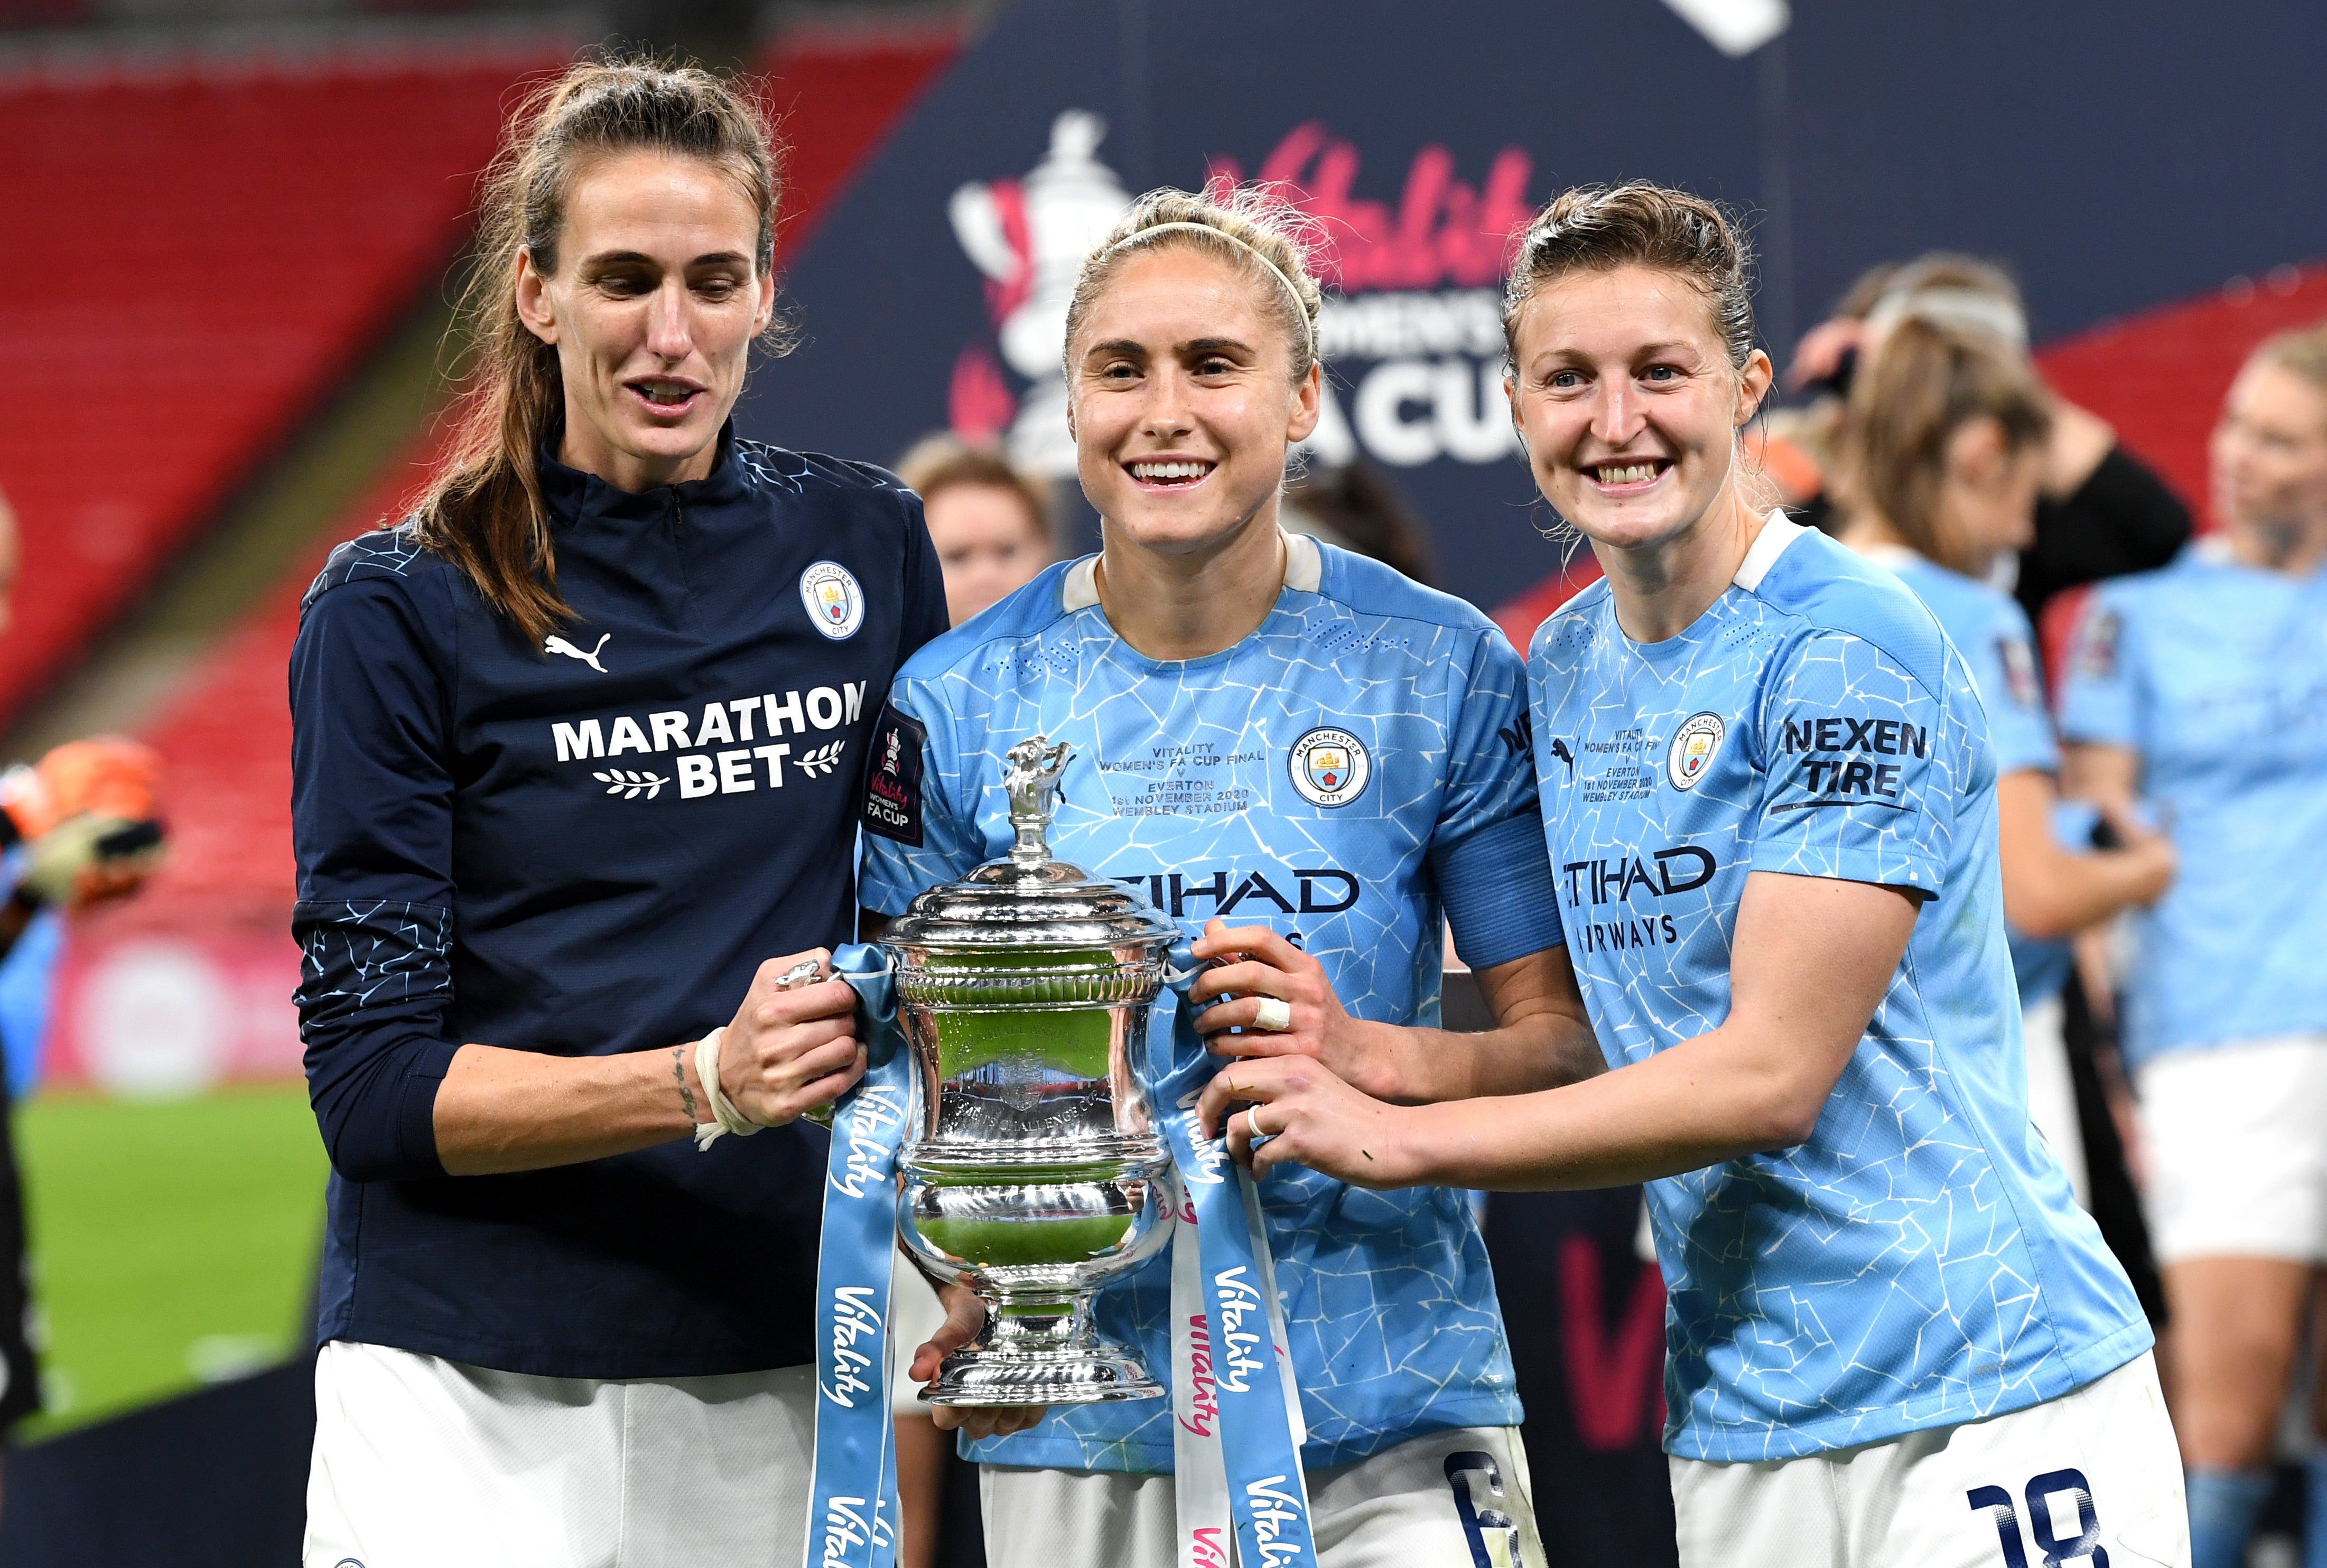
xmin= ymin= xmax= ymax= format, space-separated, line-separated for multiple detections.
xmin=1549 ymin=370 xmax=1584 ymax=390
xmin=1644 ymin=365 xmax=1680 ymax=382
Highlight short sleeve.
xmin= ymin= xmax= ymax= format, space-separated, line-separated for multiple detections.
xmin=1964 ymin=599 xmax=2059 ymax=778
xmin=858 ymin=676 xmax=990 ymax=916
xmin=1751 ymin=630 xmax=1957 ymax=898
xmin=2055 ymin=590 xmax=2140 ymax=749
xmin=1428 ymin=629 xmax=1565 ymax=967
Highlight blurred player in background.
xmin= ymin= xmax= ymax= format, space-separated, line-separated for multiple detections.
xmin=1279 ymin=460 xmax=1438 ymax=585
xmin=896 ymin=433 xmax=1056 ymax=629
xmin=864 ymin=186 xmax=1577 ymax=1566
xmin=1835 ymin=318 xmax=2176 ymax=1203
xmin=1211 ymin=182 xmax=2186 ymax=1568
xmin=2060 ymin=323 xmax=2327 ymax=1568
xmin=288 ymin=60 xmax=945 ymax=1568
xmin=1785 ymin=254 xmax=2192 ymax=631
xmin=0 ymin=489 xmax=169 ymax=1514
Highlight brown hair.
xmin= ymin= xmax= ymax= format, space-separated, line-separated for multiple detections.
xmin=893 ymin=435 xmax=1053 ymax=542
xmin=1062 ymin=186 xmax=1324 ymax=385
xmin=1502 ymin=182 xmax=1757 ymax=373
xmin=414 ymin=57 xmax=785 ymax=647
xmin=1847 ymin=316 xmax=2052 ymax=574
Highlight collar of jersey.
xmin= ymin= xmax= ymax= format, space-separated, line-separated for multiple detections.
xmin=1056 ymin=530 xmax=1324 ymax=671
xmin=1615 ymin=509 xmax=1803 ymax=662
xmin=535 ymin=419 xmax=749 ymax=527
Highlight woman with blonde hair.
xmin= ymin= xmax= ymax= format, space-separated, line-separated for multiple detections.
xmin=863 ymin=185 xmax=1573 ymax=1565
xmin=2061 ymin=322 xmax=2327 ymax=1568
xmin=290 ymin=58 xmax=947 ymax=1566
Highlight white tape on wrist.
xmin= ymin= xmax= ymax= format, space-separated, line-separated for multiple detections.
xmin=692 ymin=1026 xmax=762 ymax=1151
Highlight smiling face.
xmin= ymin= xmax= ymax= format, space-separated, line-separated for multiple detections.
xmin=2211 ymin=359 xmax=2327 ymax=538
xmin=1505 ymin=264 xmax=1772 ymax=555
xmin=1067 ymin=246 xmax=1320 ymax=559
xmin=516 ymin=149 xmax=773 ymax=491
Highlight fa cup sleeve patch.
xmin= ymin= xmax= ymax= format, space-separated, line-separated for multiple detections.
xmin=862 ymin=704 xmax=927 ymax=846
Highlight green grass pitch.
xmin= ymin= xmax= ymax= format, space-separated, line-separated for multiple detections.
xmin=13 ymin=1081 xmax=327 ymax=1438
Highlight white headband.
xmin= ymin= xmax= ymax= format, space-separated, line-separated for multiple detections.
xmin=1106 ymin=221 xmax=1319 ymax=363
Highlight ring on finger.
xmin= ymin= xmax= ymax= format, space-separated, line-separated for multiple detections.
xmin=1245 ymin=1105 xmax=1268 ymax=1143
xmin=1252 ymin=996 xmax=1293 ymax=1033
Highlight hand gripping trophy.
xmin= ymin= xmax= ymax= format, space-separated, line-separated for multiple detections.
xmin=882 ymin=735 xmax=1181 ymax=1404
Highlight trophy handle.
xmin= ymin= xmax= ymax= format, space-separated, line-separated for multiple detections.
xmin=1002 ymin=735 xmax=1073 ymax=865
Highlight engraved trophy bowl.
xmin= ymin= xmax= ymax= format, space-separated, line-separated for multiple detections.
xmin=883 ymin=736 xmax=1181 ymax=1406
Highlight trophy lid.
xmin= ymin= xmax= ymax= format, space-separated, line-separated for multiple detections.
xmin=882 ymin=736 xmax=1177 ymax=954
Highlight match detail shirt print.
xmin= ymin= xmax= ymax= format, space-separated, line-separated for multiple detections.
xmin=1529 ymin=515 xmax=2149 ymax=1463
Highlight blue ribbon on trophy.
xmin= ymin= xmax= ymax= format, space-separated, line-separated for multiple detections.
xmin=802 ymin=943 xmax=1319 ymax=1568
xmin=1152 ymin=948 xmax=1320 ymax=1568
xmin=804 ymin=734 xmax=1316 ymax=1568
xmin=803 ymin=942 xmax=912 ymax=1568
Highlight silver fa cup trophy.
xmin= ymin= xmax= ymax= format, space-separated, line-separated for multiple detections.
xmin=883 ymin=736 xmax=1181 ymax=1405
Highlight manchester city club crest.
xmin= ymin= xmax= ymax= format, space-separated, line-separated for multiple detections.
xmin=1667 ymin=711 xmax=1725 ymax=791
xmin=798 ymin=561 xmax=865 ymax=640
xmin=1288 ymin=726 xmax=1370 ymax=808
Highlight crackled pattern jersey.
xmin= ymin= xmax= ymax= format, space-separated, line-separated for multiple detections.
xmin=1529 ymin=518 xmax=2148 ymax=1463
xmin=1872 ymin=549 xmax=2073 ymax=1006
xmin=860 ymin=537 xmax=1561 ymax=1473
xmin=2058 ymin=541 xmax=2327 ymax=1062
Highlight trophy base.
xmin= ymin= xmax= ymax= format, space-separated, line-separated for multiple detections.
xmin=919 ymin=1298 xmax=1165 ymax=1407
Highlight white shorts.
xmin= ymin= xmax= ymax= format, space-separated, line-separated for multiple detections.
xmin=980 ymin=1424 xmax=1544 ymax=1567
xmin=889 ymin=1250 xmax=948 ymax=1418
xmin=304 ymin=1339 xmax=815 ymax=1568
xmin=2022 ymin=992 xmax=2089 ymax=1208
xmin=2136 ymin=1034 xmax=2327 ymax=1264
xmin=1671 ymin=1351 xmax=2186 ymax=1568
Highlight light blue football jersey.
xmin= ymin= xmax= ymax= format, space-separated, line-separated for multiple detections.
xmin=1870 ymin=548 xmax=2073 ymax=1007
xmin=1529 ymin=517 xmax=2149 ymax=1463
xmin=860 ymin=534 xmax=1562 ymax=1473
xmin=2058 ymin=539 xmax=2327 ymax=1063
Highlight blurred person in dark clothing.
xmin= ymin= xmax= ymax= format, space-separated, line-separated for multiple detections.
xmin=0 ymin=489 xmax=170 ymax=1516
xmin=1787 ymin=255 xmax=2192 ymax=629
xmin=1281 ymin=460 xmax=1437 ymax=585
xmin=896 ymin=435 xmax=1055 ymax=628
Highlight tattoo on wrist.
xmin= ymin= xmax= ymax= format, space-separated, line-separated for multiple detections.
xmin=673 ymin=1046 xmax=700 ymax=1122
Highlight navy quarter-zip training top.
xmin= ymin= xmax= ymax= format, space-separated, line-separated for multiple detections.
xmin=290 ymin=428 xmax=947 ymax=1378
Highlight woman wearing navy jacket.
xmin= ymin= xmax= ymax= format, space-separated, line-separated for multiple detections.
xmin=288 ymin=61 xmax=946 ymax=1567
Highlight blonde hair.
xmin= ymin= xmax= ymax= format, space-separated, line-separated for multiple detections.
xmin=1062 ymin=186 xmax=1325 ymax=384
xmin=1847 ymin=317 xmax=2053 ymax=574
xmin=414 ymin=56 xmax=786 ymax=646
xmin=2248 ymin=319 xmax=2327 ymax=402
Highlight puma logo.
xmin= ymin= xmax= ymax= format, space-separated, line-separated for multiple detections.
xmin=1550 ymin=738 xmax=1576 ymax=775
xmin=545 ymin=632 xmax=611 ymax=673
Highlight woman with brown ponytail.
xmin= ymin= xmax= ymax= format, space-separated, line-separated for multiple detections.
xmin=290 ymin=59 xmax=946 ymax=1565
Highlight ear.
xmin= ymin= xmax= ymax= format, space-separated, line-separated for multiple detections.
xmin=1946 ymin=416 xmax=2011 ymax=490
xmin=1284 ymin=361 xmax=1323 ymax=445
xmin=751 ymin=265 xmax=776 ymax=338
xmin=515 ymin=248 xmax=559 ymax=346
xmin=1504 ymin=370 xmax=1525 ymax=447
xmin=1734 ymin=348 xmax=1775 ymax=428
